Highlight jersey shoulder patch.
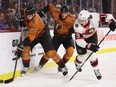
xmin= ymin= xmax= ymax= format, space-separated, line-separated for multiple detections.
xmin=75 ymin=23 xmax=79 ymax=28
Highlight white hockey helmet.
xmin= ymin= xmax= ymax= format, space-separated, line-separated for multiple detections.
xmin=78 ymin=10 xmax=90 ymax=20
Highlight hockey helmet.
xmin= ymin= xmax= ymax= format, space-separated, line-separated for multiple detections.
xmin=78 ymin=10 xmax=90 ymax=20
xmin=26 ymin=6 xmax=35 ymax=15
xmin=56 ymin=4 xmax=61 ymax=8
xmin=60 ymin=6 xmax=68 ymax=13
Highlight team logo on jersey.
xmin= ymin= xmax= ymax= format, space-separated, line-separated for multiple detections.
xmin=31 ymin=28 xmax=35 ymax=32
xmin=77 ymin=49 xmax=83 ymax=54
xmin=75 ymin=24 xmax=79 ymax=27
xmin=89 ymin=27 xmax=95 ymax=34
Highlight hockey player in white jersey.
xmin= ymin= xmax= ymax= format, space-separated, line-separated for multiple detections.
xmin=73 ymin=10 xmax=116 ymax=80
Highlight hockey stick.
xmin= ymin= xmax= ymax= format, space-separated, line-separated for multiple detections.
xmin=4 ymin=57 xmax=19 ymax=84
xmin=4 ymin=29 xmax=24 ymax=83
xmin=0 ymin=80 xmax=3 ymax=83
xmin=0 ymin=59 xmax=14 ymax=84
xmin=4 ymin=28 xmax=23 ymax=83
xmin=69 ymin=29 xmax=111 ymax=81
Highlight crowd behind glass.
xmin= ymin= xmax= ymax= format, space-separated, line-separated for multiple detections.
xmin=0 ymin=0 xmax=115 ymax=30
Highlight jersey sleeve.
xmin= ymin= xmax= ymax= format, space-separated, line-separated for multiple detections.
xmin=67 ymin=14 xmax=76 ymax=26
xmin=73 ymin=20 xmax=88 ymax=48
xmin=48 ymin=3 xmax=60 ymax=19
xmin=38 ymin=5 xmax=49 ymax=18
xmin=99 ymin=13 xmax=116 ymax=22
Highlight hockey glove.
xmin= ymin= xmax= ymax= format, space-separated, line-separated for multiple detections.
xmin=15 ymin=43 xmax=24 ymax=58
xmin=86 ymin=43 xmax=100 ymax=52
xmin=109 ymin=19 xmax=116 ymax=31
xmin=15 ymin=37 xmax=30 ymax=58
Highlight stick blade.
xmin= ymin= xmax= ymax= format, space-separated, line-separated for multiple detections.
xmin=4 ymin=78 xmax=14 ymax=84
xmin=0 ymin=80 xmax=3 ymax=83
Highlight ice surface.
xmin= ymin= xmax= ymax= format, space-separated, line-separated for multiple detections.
xmin=1 ymin=52 xmax=116 ymax=87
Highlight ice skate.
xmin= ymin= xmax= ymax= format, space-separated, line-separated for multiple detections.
xmin=74 ymin=60 xmax=82 ymax=72
xmin=58 ymin=66 xmax=68 ymax=76
xmin=33 ymin=65 xmax=43 ymax=73
xmin=94 ymin=69 xmax=102 ymax=80
xmin=21 ymin=67 xmax=29 ymax=76
xmin=58 ymin=66 xmax=62 ymax=72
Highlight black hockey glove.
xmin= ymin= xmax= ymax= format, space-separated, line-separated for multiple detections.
xmin=15 ymin=37 xmax=30 ymax=58
xmin=109 ymin=19 xmax=116 ymax=31
xmin=15 ymin=43 xmax=24 ymax=58
xmin=86 ymin=43 xmax=100 ymax=52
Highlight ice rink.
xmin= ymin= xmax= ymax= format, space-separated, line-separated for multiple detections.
xmin=1 ymin=52 xmax=116 ymax=87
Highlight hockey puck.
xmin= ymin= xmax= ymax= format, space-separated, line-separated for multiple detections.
xmin=0 ymin=80 xmax=3 ymax=83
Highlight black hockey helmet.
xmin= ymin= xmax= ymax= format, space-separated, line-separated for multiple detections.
xmin=60 ymin=5 xmax=68 ymax=13
xmin=26 ymin=6 xmax=35 ymax=15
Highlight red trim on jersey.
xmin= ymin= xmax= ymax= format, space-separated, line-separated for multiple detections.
xmin=84 ymin=31 xmax=97 ymax=40
xmin=99 ymin=13 xmax=107 ymax=22
xmin=75 ymin=32 xmax=79 ymax=34
xmin=83 ymin=20 xmax=90 ymax=28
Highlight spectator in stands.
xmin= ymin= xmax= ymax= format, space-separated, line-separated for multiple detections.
xmin=102 ymin=0 xmax=110 ymax=13
xmin=0 ymin=0 xmax=2 ymax=11
xmin=1 ymin=0 xmax=9 ymax=11
xmin=11 ymin=1 xmax=18 ymax=17
xmin=0 ymin=11 xmax=6 ymax=30
xmin=11 ymin=1 xmax=20 ymax=29
xmin=4 ymin=9 xmax=14 ymax=28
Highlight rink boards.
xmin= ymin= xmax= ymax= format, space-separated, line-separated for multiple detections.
xmin=0 ymin=28 xmax=116 ymax=80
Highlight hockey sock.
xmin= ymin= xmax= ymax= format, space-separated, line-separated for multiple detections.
xmin=39 ymin=56 xmax=48 ymax=66
xmin=90 ymin=58 xmax=98 ymax=68
xmin=75 ymin=56 xmax=82 ymax=64
xmin=23 ymin=59 xmax=30 ymax=68
xmin=62 ymin=56 xmax=69 ymax=64
xmin=57 ymin=60 xmax=65 ymax=68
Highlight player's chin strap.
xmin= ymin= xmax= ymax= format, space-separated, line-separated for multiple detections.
xmin=69 ymin=29 xmax=112 ymax=81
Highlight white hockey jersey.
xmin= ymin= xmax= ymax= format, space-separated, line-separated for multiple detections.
xmin=74 ymin=12 xmax=116 ymax=48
